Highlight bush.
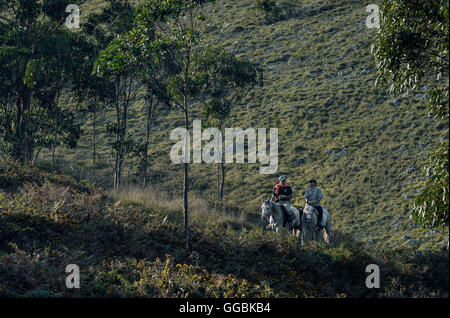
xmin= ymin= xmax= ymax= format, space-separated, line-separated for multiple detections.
xmin=254 ymin=0 xmax=283 ymax=24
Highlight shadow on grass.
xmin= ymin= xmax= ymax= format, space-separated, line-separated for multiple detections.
xmin=0 ymin=201 xmax=447 ymax=297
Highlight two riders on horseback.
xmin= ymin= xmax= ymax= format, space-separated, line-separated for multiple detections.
xmin=271 ymin=176 xmax=325 ymax=232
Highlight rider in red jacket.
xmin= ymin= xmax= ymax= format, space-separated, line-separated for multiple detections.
xmin=271 ymin=175 xmax=295 ymax=224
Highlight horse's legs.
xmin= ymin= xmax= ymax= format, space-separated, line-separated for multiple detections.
xmin=301 ymin=226 xmax=305 ymax=246
xmin=312 ymin=220 xmax=319 ymax=241
xmin=325 ymin=220 xmax=331 ymax=245
xmin=322 ymin=228 xmax=329 ymax=244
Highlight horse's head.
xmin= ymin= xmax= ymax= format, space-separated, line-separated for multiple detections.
xmin=261 ymin=199 xmax=272 ymax=221
xmin=303 ymin=205 xmax=316 ymax=222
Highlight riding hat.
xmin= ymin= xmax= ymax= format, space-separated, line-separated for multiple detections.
xmin=279 ymin=175 xmax=287 ymax=181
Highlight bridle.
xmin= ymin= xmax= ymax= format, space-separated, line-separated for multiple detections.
xmin=262 ymin=200 xmax=281 ymax=221
xmin=303 ymin=204 xmax=317 ymax=220
xmin=262 ymin=201 xmax=273 ymax=219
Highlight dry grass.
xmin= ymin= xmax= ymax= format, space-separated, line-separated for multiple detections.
xmin=108 ymin=186 xmax=249 ymax=229
xmin=0 ymin=159 xmax=448 ymax=297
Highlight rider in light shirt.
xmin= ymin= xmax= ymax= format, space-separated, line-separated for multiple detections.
xmin=304 ymin=179 xmax=324 ymax=231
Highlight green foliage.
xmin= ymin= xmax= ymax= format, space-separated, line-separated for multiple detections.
xmin=412 ymin=141 xmax=449 ymax=230
xmin=195 ymin=46 xmax=261 ymax=121
xmin=254 ymin=0 xmax=284 ymax=24
xmin=373 ymin=0 xmax=448 ymax=93
xmin=192 ymin=46 xmax=261 ymax=199
xmin=136 ymin=0 xmax=216 ymax=22
xmin=83 ymin=0 xmax=135 ymax=47
xmin=372 ymin=0 xmax=449 ymax=232
xmin=0 ymin=1 xmax=89 ymax=161
xmin=90 ymin=1 xmax=140 ymax=189
xmin=94 ymin=37 xmax=137 ymax=79
xmin=28 ymin=0 xmax=449 ymax=252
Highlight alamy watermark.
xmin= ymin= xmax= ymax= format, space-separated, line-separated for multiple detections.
xmin=170 ymin=120 xmax=278 ymax=174
xmin=365 ymin=4 xmax=380 ymax=29
xmin=365 ymin=264 xmax=380 ymax=288
xmin=65 ymin=264 xmax=80 ymax=289
xmin=65 ymin=4 xmax=80 ymax=29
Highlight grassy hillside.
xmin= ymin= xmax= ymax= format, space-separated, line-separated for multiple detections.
xmin=38 ymin=0 xmax=448 ymax=253
xmin=0 ymin=158 xmax=448 ymax=297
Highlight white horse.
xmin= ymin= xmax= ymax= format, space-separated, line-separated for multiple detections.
xmin=301 ymin=203 xmax=331 ymax=246
xmin=261 ymin=200 xmax=301 ymax=237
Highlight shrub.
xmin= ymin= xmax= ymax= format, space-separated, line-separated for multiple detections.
xmin=254 ymin=0 xmax=283 ymax=24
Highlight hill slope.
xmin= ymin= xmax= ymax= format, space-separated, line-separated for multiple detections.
xmin=0 ymin=159 xmax=448 ymax=297
xmin=39 ymin=0 xmax=448 ymax=251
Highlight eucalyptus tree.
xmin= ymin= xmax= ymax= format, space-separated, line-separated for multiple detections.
xmin=194 ymin=47 xmax=262 ymax=200
xmin=131 ymin=0 xmax=263 ymax=249
xmin=73 ymin=50 xmax=115 ymax=179
xmin=85 ymin=0 xmax=136 ymax=189
xmin=93 ymin=32 xmax=140 ymax=190
xmin=372 ymin=0 xmax=449 ymax=231
xmin=123 ymin=0 xmax=214 ymax=249
xmin=0 ymin=0 xmax=87 ymax=162
xmin=127 ymin=94 xmax=160 ymax=188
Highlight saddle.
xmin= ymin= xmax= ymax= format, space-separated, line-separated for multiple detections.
xmin=280 ymin=204 xmax=301 ymax=228
xmin=279 ymin=204 xmax=292 ymax=227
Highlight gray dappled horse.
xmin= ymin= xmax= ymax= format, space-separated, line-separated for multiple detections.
xmin=261 ymin=200 xmax=301 ymax=237
xmin=301 ymin=204 xmax=331 ymax=246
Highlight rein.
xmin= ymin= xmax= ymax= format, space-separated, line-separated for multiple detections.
xmin=265 ymin=202 xmax=288 ymax=227
xmin=265 ymin=202 xmax=279 ymax=221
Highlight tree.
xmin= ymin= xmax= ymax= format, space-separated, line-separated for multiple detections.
xmin=128 ymin=92 xmax=163 ymax=188
xmin=133 ymin=0 xmax=261 ymax=247
xmin=195 ymin=46 xmax=262 ymax=200
xmin=88 ymin=0 xmax=136 ymax=190
xmin=73 ymin=73 xmax=114 ymax=180
xmin=372 ymin=0 xmax=449 ymax=231
xmin=412 ymin=141 xmax=448 ymax=230
xmin=123 ymin=13 xmax=175 ymax=189
xmin=94 ymin=32 xmax=139 ymax=190
xmin=72 ymin=27 xmax=115 ymax=181
xmin=132 ymin=0 xmax=216 ymax=250
xmin=0 ymin=0 xmax=87 ymax=162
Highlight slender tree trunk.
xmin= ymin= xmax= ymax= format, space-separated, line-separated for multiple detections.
xmin=32 ymin=147 xmax=41 ymax=164
xmin=51 ymin=90 xmax=62 ymax=166
xmin=182 ymin=40 xmax=192 ymax=251
xmin=24 ymin=138 xmax=33 ymax=162
xmin=14 ymin=95 xmax=23 ymax=160
xmin=220 ymin=161 xmax=225 ymax=201
xmin=14 ymin=89 xmax=31 ymax=161
xmin=93 ymin=107 xmax=97 ymax=180
xmin=218 ymin=124 xmax=225 ymax=200
xmin=217 ymin=162 xmax=221 ymax=200
xmin=114 ymin=151 xmax=121 ymax=189
xmin=114 ymin=79 xmax=121 ymax=190
xmin=52 ymin=114 xmax=56 ymax=166
xmin=142 ymin=94 xmax=155 ymax=188
xmin=183 ymin=106 xmax=190 ymax=251
xmin=120 ymin=76 xmax=131 ymax=189
xmin=23 ymin=93 xmax=33 ymax=162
